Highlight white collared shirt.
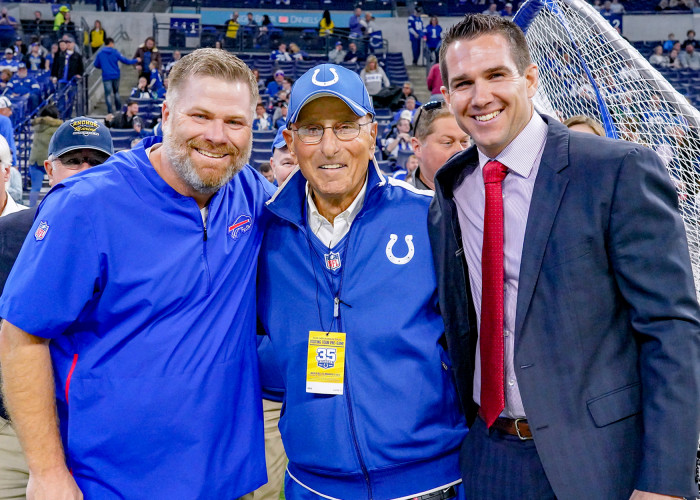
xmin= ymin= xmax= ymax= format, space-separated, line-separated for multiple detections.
xmin=1 ymin=192 xmax=28 ymax=217
xmin=306 ymin=177 xmax=367 ymax=248
xmin=453 ymin=112 xmax=548 ymax=419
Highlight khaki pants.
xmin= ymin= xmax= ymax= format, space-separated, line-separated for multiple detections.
xmin=240 ymin=399 xmax=286 ymax=500
xmin=0 ymin=417 xmax=28 ymax=500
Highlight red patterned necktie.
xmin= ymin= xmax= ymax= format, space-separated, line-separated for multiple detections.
xmin=480 ymin=159 xmax=508 ymax=428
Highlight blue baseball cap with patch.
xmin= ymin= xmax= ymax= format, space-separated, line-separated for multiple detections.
xmin=271 ymin=127 xmax=287 ymax=154
xmin=287 ymin=63 xmax=374 ymax=125
xmin=49 ymin=116 xmax=114 ymax=158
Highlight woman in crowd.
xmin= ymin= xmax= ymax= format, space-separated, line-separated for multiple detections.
xmin=130 ymin=75 xmax=154 ymax=99
xmin=360 ymin=55 xmax=390 ymax=96
xmin=90 ymin=20 xmax=106 ymax=53
xmin=319 ymin=10 xmax=334 ymax=36
xmin=289 ymin=42 xmax=306 ymax=61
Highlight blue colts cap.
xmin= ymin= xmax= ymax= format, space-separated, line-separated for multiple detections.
xmin=271 ymin=127 xmax=287 ymax=154
xmin=287 ymin=64 xmax=374 ymax=125
xmin=49 ymin=116 xmax=114 ymax=158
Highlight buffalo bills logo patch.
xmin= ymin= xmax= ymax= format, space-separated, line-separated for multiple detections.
xmin=324 ymin=251 xmax=341 ymax=271
xmin=34 ymin=221 xmax=49 ymax=241
xmin=228 ymin=214 xmax=252 ymax=240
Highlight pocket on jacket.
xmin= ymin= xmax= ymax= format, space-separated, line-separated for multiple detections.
xmin=586 ymin=381 xmax=641 ymax=427
xmin=543 ymin=238 xmax=593 ymax=268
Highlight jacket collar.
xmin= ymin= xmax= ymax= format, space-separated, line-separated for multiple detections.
xmin=265 ymin=157 xmax=387 ymax=227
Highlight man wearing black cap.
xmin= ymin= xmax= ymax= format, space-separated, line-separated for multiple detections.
xmin=0 ymin=116 xmax=112 ymax=500
xmin=257 ymin=63 xmax=467 ymax=499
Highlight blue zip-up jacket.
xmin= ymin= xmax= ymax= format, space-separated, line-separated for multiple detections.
xmin=258 ymin=161 xmax=467 ymax=499
xmin=94 ymin=46 xmax=137 ymax=81
xmin=0 ymin=137 xmax=272 ymax=498
xmin=5 ymin=75 xmax=40 ymax=97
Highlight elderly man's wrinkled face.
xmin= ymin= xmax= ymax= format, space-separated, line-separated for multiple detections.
xmin=285 ymin=96 xmax=376 ymax=215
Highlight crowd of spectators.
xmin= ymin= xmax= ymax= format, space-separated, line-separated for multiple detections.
xmin=649 ymin=30 xmax=700 ymax=69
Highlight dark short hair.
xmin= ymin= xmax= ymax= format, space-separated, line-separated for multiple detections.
xmin=439 ymin=14 xmax=532 ymax=90
xmin=105 ymin=37 xmax=114 ymax=45
xmin=39 ymin=104 xmax=59 ymax=119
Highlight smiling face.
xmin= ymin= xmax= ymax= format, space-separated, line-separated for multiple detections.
xmin=162 ymin=75 xmax=253 ymax=195
xmin=284 ymin=96 xmax=376 ymax=218
xmin=270 ymin=146 xmax=297 ymax=185
xmin=442 ymin=33 xmax=537 ymax=158
xmin=412 ymin=114 xmax=470 ymax=189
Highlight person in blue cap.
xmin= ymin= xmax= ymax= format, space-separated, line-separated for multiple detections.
xmin=257 ymin=63 xmax=468 ymax=499
xmin=0 ymin=48 xmax=271 ymax=499
xmin=268 ymin=125 xmax=296 ymax=187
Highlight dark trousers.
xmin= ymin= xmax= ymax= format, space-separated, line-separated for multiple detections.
xmin=410 ymin=37 xmax=421 ymax=64
xmin=460 ymin=416 xmax=557 ymax=500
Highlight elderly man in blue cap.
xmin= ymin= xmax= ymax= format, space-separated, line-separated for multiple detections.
xmin=257 ymin=63 xmax=468 ymax=499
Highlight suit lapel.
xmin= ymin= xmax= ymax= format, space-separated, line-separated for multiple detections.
xmin=515 ymin=119 xmax=570 ymax=338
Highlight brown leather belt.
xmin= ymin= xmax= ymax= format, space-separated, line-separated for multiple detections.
xmin=480 ymin=410 xmax=533 ymax=440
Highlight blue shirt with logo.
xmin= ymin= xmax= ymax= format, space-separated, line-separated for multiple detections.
xmin=0 ymin=136 xmax=273 ymax=499
xmin=425 ymin=24 xmax=442 ymax=50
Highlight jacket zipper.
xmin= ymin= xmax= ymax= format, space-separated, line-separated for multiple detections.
xmin=271 ymin=191 xmax=377 ymax=497
xmin=200 ymin=206 xmax=211 ymax=294
xmin=335 ymin=222 xmax=373 ymax=499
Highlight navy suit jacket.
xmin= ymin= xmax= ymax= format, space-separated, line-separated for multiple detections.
xmin=0 ymin=205 xmax=37 ymax=420
xmin=428 ymin=115 xmax=700 ymax=499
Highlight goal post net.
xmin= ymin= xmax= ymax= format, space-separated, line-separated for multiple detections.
xmin=513 ymin=0 xmax=700 ymax=301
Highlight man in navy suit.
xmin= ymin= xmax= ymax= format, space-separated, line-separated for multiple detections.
xmin=429 ymin=14 xmax=700 ymax=500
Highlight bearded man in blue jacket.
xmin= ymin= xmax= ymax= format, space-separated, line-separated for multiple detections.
xmin=257 ymin=63 xmax=468 ymax=499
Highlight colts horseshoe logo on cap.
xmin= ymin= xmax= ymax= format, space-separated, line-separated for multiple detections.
xmin=311 ymin=68 xmax=339 ymax=87
xmin=386 ymin=234 xmax=414 ymax=265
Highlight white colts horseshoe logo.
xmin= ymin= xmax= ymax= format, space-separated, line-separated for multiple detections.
xmin=386 ymin=234 xmax=414 ymax=265
xmin=311 ymin=68 xmax=339 ymax=87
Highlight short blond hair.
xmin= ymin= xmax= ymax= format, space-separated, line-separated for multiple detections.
xmin=563 ymin=115 xmax=605 ymax=137
xmin=167 ymin=48 xmax=258 ymax=113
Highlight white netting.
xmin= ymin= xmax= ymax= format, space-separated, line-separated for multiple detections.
xmin=520 ymin=0 xmax=700 ymax=296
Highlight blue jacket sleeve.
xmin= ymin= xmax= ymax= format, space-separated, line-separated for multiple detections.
xmin=0 ymin=187 xmax=102 ymax=337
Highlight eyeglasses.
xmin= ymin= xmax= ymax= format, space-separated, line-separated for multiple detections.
xmin=56 ymin=155 xmax=108 ymax=169
xmin=412 ymin=100 xmax=445 ymax=135
xmin=291 ymin=120 xmax=373 ymax=145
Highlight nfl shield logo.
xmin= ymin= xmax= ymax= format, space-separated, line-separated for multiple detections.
xmin=324 ymin=251 xmax=341 ymax=271
xmin=34 ymin=221 xmax=49 ymax=241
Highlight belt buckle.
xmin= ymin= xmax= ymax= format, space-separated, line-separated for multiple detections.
xmin=514 ymin=418 xmax=532 ymax=441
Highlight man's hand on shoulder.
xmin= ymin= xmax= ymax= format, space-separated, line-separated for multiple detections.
xmin=629 ymin=490 xmax=683 ymax=500
xmin=27 ymin=468 xmax=83 ymax=500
